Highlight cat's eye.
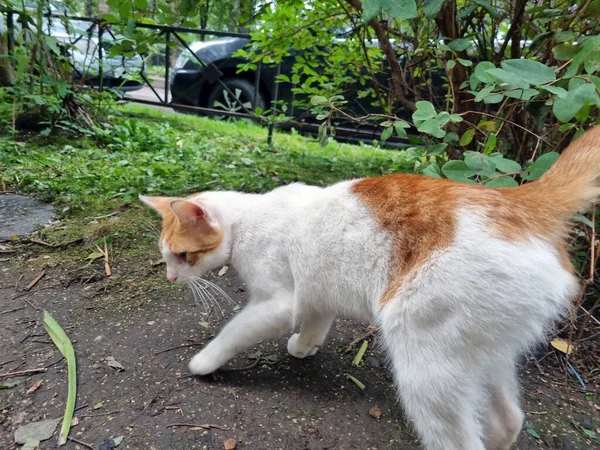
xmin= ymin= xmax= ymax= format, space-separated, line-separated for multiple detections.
xmin=176 ymin=251 xmax=187 ymax=263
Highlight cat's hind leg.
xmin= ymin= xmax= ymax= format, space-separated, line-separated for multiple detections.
xmin=483 ymin=360 xmax=524 ymax=450
xmin=287 ymin=309 xmax=334 ymax=358
xmin=189 ymin=297 xmax=293 ymax=375
xmin=379 ymin=304 xmax=488 ymax=450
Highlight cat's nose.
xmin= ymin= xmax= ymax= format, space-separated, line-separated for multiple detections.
xmin=167 ymin=273 xmax=178 ymax=282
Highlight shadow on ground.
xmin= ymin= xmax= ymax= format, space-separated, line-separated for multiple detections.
xmin=1 ymin=235 xmax=598 ymax=450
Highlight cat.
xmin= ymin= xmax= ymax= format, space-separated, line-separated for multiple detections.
xmin=140 ymin=126 xmax=600 ymax=450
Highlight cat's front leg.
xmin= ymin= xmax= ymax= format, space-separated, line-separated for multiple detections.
xmin=189 ymin=297 xmax=293 ymax=375
xmin=287 ymin=311 xmax=334 ymax=359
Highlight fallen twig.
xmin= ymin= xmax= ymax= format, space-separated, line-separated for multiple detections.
xmin=344 ymin=326 xmax=377 ymax=353
xmin=80 ymin=410 xmax=120 ymax=418
xmin=154 ymin=343 xmax=204 ymax=355
xmin=25 ymin=271 xmax=46 ymax=291
xmin=104 ymin=238 xmax=111 ymax=277
xmin=0 ymin=368 xmax=47 ymax=378
xmin=0 ymin=306 xmax=26 ymax=315
xmin=28 ymin=238 xmax=82 ymax=248
xmin=166 ymin=423 xmax=229 ymax=431
xmin=67 ymin=436 xmax=96 ymax=450
xmin=24 ymin=299 xmax=39 ymax=311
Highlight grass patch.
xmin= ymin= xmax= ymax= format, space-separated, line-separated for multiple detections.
xmin=1 ymin=104 xmax=414 ymax=277
xmin=1 ymin=103 xmax=414 ymax=218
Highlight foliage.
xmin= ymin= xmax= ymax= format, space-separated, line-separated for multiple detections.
xmin=0 ymin=104 xmax=415 ymax=215
xmin=244 ymin=0 xmax=599 ymax=170
xmin=0 ymin=0 xmax=118 ymax=134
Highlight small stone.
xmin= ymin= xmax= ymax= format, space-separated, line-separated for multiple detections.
xmin=369 ymin=407 xmax=382 ymax=420
xmin=581 ymin=419 xmax=593 ymax=430
xmin=224 ymin=438 xmax=237 ymax=450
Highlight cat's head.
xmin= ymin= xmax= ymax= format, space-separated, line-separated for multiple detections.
xmin=139 ymin=195 xmax=228 ymax=283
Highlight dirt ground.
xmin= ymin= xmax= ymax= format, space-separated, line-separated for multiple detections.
xmin=1 ymin=228 xmax=599 ymax=450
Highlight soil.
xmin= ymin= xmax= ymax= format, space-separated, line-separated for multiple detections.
xmin=1 ymin=237 xmax=599 ymax=450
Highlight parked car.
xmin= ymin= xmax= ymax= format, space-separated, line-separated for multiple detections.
xmin=169 ymin=36 xmax=418 ymax=142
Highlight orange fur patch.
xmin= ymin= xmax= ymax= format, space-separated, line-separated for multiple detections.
xmin=352 ymin=174 xmax=575 ymax=305
xmin=145 ymin=195 xmax=223 ymax=265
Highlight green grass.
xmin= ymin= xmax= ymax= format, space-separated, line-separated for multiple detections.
xmin=1 ymin=103 xmax=415 ymax=218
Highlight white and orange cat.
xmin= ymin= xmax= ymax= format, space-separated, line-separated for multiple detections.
xmin=141 ymin=127 xmax=600 ymax=450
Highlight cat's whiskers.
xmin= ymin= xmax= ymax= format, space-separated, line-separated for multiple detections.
xmin=199 ymin=277 xmax=236 ymax=305
xmin=188 ymin=277 xmax=227 ymax=318
xmin=187 ymin=279 xmax=208 ymax=311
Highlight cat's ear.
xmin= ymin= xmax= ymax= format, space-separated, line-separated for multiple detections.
xmin=169 ymin=200 xmax=215 ymax=229
xmin=139 ymin=195 xmax=174 ymax=218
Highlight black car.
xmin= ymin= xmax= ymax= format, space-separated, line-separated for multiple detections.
xmin=169 ymin=36 xmax=449 ymax=144
xmin=170 ymin=36 xmax=420 ymax=143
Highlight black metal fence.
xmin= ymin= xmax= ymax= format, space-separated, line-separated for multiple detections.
xmin=2 ymin=9 xmax=394 ymax=146
xmin=3 ymin=9 xmax=287 ymax=143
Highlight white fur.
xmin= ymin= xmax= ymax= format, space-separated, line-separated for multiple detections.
xmin=161 ymin=182 xmax=578 ymax=450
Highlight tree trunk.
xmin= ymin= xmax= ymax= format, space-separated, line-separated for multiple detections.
xmin=435 ymin=0 xmax=472 ymax=157
xmin=0 ymin=32 xmax=14 ymax=87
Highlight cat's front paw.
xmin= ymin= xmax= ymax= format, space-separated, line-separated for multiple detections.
xmin=287 ymin=333 xmax=319 ymax=359
xmin=189 ymin=351 xmax=221 ymax=375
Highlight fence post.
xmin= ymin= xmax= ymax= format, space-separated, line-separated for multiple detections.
xmin=164 ymin=31 xmax=170 ymax=104
xmin=98 ymin=22 xmax=104 ymax=91
xmin=252 ymin=61 xmax=261 ymax=111
xmin=7 ymin=11 xmax=14 ymax=57
xmin=267 ymin=62 xmax=281 ymax=145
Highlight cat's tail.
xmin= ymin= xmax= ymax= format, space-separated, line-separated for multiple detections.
xmin=520 ymin=125 xmax=600 ymax=219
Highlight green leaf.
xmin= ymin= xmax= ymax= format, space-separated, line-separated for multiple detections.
xmin=489 ymin=156 xmax=522 ymax=174
xmin=362 ymin=0 xmax=417 ymax=21
xmin=134 ymin=0 xmax=148 ymax=10
xmin=420 ymin=163 xmax=442 ymax=179
xmin=418 ymin=119 xmax=446 ymax=138
xmin=383 ymin=0 xmax=418 ymax=19
xmin=483 ymin=176 xmax=519 ymax=188
xmin=483 ymin=133 xmax=497 ymax=154
xmin=552 ymin=43 xmax=580 ymax=61
xmin=352 ymin=340 xmax=368 ymax=366
xmin=540 ymin=85 xmax=568 ymax=99
xmin=504 ymin=89 xmax=539 ymax=100
xmin=474 ymin=61 xmax=496 ymax=83
xmin=442 ymin=160 xmax=476 ymax=182
xmin=501 ymin=59 xmax=556 ymax=86
xmin=412 ymin=101 xmax=437 ymax=123
xmin=427 ymin=143 xmax=448 ymax=156
xmin=525 ymin=423 xmax=541 ymax=440
xmin=119 ymin=1 xmax=131 ymax=19
xmin=553 ymin=83 xmax=596 ymax=123
xmin=474 ymin=84 xmax=496 ymax=102
xmin=447 ymin=60 xmax=456 ymax=69
xmin=457 ymin=58 xmax=473 ymax=67
xmin=574 ymin=213 xmax=594 ymax=229
xmin=486 ymin=68 xmax=530 ymax=89
xmin=465 ymin=152 xmax=495 ymax=175
xmin=521 ymin=152 xmax=559 ymax=181
xmin=94 ymin=401 xmax=104 ymax=410
xmin=310 ymin=95 xmax=328 ymax=106
xmin=102 ymin=13 xmax=119 ymax=23
xmin=381 ymin=126 xmax=394 ymax=142
xmin=459 ymin=129 xmax=475 ymax=146
xmin=448 ymin=39 xmax=470 ymax=52
xmin=44 ymin=311 xmax=77 ymax=446
xmin=564 ymin=50 xmax=585 ymax=78
xmin=474 ymin=0 xmax=500 ymax=18
xmin=423 ymin=0 xmax=446 ymax=18
xmin=449 ymin=114 xmax=463 ymax=123
xmin=556 ymin=31 xmax=576 ymax=43
xmin=582 ymin=36 xmax=600 ymax=74
xmin=484 ymin=94 xmax=504 ymax=104
xmin=394 ymin=120 xmax=410 ymax=138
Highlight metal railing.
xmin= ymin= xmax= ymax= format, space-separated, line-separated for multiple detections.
xmin=2 ymin=9 xmax=397 ymax=146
